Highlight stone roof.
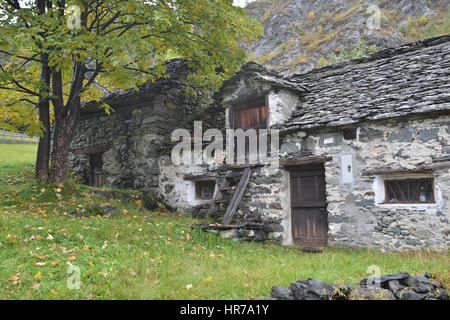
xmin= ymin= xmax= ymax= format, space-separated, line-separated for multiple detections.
xmin=215 ymin=62 xmax=310 ymax=105
xmin=81 ymin=59 xmax=192 ymax=116
xmin=278 ymin=34 xmax=450 ymax=132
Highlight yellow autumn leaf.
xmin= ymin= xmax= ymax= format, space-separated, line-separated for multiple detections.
xmin=203 ymin=276 xmax=213 ymax=282
xmin=34 ymin=271 xmax=42 ymax=279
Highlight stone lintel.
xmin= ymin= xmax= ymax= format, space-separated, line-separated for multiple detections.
xmin=72 ymin=143 xmax=112 ymax=155
xmin=363 ymin=161 xmax=450 ymax=176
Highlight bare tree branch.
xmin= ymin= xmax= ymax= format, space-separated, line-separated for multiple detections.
xmin=0 ymin=49 xmax=44 ymax=63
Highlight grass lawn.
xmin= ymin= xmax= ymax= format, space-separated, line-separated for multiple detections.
xmin=0 ymin=144 xmax=37 ymax=166
xmin=0 ymin=158 xmax=449 ymax=299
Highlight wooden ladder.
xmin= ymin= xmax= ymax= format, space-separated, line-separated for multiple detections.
xmin=204 ymin=167 xmax=252 ymax=225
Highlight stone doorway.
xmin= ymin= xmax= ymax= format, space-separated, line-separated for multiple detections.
xmin=89 ymin=152 xmax=104 ymax=187
xmin=289 ymin=164 xmax=328 ymax=248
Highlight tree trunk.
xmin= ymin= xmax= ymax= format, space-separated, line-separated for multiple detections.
xmin=46 ymin=0 xmax=86 ymax=185
xmin=35 ymin=101 xmax=50 ymax=181
xmin=48 ymin=96 xmax=82 ymax=185
xmin=48 ymin=113 xmax=78 ymax=185
xmin=47 ymin=66 xmax=82 ymax=186
xmin=35 ymin=53 xmax=51 ymax=181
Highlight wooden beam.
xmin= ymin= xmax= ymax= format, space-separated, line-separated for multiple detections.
xmin=417 ymin=161 xmax=450 ymax=171
xmin=362 ymin=168 xmax=433 ymax=176
xmin=221 ymin=167 xmax=252 ymax=226
xmin=280 ymin=156 xmax=332 ymax=167
xmin=183 ymin=174 xmax=217 ymax=181
xmin=217 ymin=163 xmax=264 ymax=172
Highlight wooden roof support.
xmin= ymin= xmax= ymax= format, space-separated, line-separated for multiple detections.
xmin=183 ymin=174 xmax=218 ymax=181
xmin=280 ymin=156 xmax=332 ymax=167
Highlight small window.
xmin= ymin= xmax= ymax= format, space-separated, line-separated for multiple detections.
xmin=231 ymin=96 xmax=267 ymax=130
xmin=343 ymin=128 xmax=357 ymax=140
xmin=384 ymin=178 xmax=435 ymax=203
xmin=195 ymin=181 xmax=215 ymax=200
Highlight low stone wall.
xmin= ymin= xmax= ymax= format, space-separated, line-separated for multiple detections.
xmin=270 ymin=272 xmax=449 ymax=300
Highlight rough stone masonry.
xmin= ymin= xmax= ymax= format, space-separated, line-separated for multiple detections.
xmin=70 ymin=35 xmax=450 ymax=252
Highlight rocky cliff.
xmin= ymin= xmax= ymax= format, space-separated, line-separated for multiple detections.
xmin=244 ymin=0 xmax=450 ymax=75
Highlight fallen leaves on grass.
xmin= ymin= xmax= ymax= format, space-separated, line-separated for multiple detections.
xmin=30 ymin=283 xmax=40 ymax=290
xmin=8 ymin=274 xmax=20 ymax=284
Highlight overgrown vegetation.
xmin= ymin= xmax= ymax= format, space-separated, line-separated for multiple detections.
xmin=317 ymin=40 xmax=378 ymax=67
xmin=0 ymin=152 xmax=449 ymax=299
xmin=399 ymin=12 xmax=450 ymax=40
xmin=246 ymin=0 xmax=450 ymax=73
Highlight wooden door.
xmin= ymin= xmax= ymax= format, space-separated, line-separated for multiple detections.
xmin=230 ymin=96 xmax=267 ymax=163
xmin=231 ymin=96 xmax=267 ymax=130
xmin=89 ymin=153 xmax=104 ymax=187
xmin=290 ymin=165 xmax=328 ymax=248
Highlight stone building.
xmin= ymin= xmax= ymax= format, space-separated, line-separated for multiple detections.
xmin=70 ymin=35 xmax=450 ymax=251
xmin=70 ymin=59 xmax=207 ymax=191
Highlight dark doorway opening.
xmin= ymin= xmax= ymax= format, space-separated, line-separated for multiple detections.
xmin=89 ymin=152 xmax=104 ymax=187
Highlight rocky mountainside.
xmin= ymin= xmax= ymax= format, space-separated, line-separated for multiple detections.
xmin=244 ymin=0 xmax=450 ymax=75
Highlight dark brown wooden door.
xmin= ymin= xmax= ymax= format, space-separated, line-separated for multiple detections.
xmin=231 ymin=96 xmax=268 ymax=130
xmin=230 ymin=97 xmax=267 ymax=163
xmin=290 ymin=165 xmax=328 ymax=248
xmin=233 ymin=105 xmax=267 ymax=130
xmin=89 ymin=153 xmax=104 ymax=187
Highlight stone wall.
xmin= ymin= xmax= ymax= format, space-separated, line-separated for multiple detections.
xmin=70 ymin=38 xmax=450 ymax=251
xmin=157 ymin=155 xmax=216 ymax=214
xmin=70 ymin=79 xmax=203 ymax=197
xmin=212 ymin=36 xmax=450 ymax=250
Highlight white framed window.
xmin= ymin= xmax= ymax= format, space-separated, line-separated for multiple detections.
xmin=373 ymin=173 xmax=442 ymax=214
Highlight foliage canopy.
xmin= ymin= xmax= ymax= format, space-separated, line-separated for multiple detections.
xmin=0 ymin=0 xmax=263 ymax=134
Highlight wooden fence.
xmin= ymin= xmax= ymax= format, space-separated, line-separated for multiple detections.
xmin=0 ymin=129 xmax=39 ymax=145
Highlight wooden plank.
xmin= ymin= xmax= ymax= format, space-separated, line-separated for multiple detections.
xmin=281 ymin=156 xmax=332 ymax=167
xmin=362 ymin=168 xmax=433 ymax=176
xmin=218 ymin=163 xmax=263 ymax=172
xmin=221 ymin=167 xmax=252 ymax=225
xmin=290 ymin=164 xmax=328 ymax=248
xmin=183 ymin=174 xmax=217 ymax=181
xmin=203 ymin=177 xmax=227 ymax=224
